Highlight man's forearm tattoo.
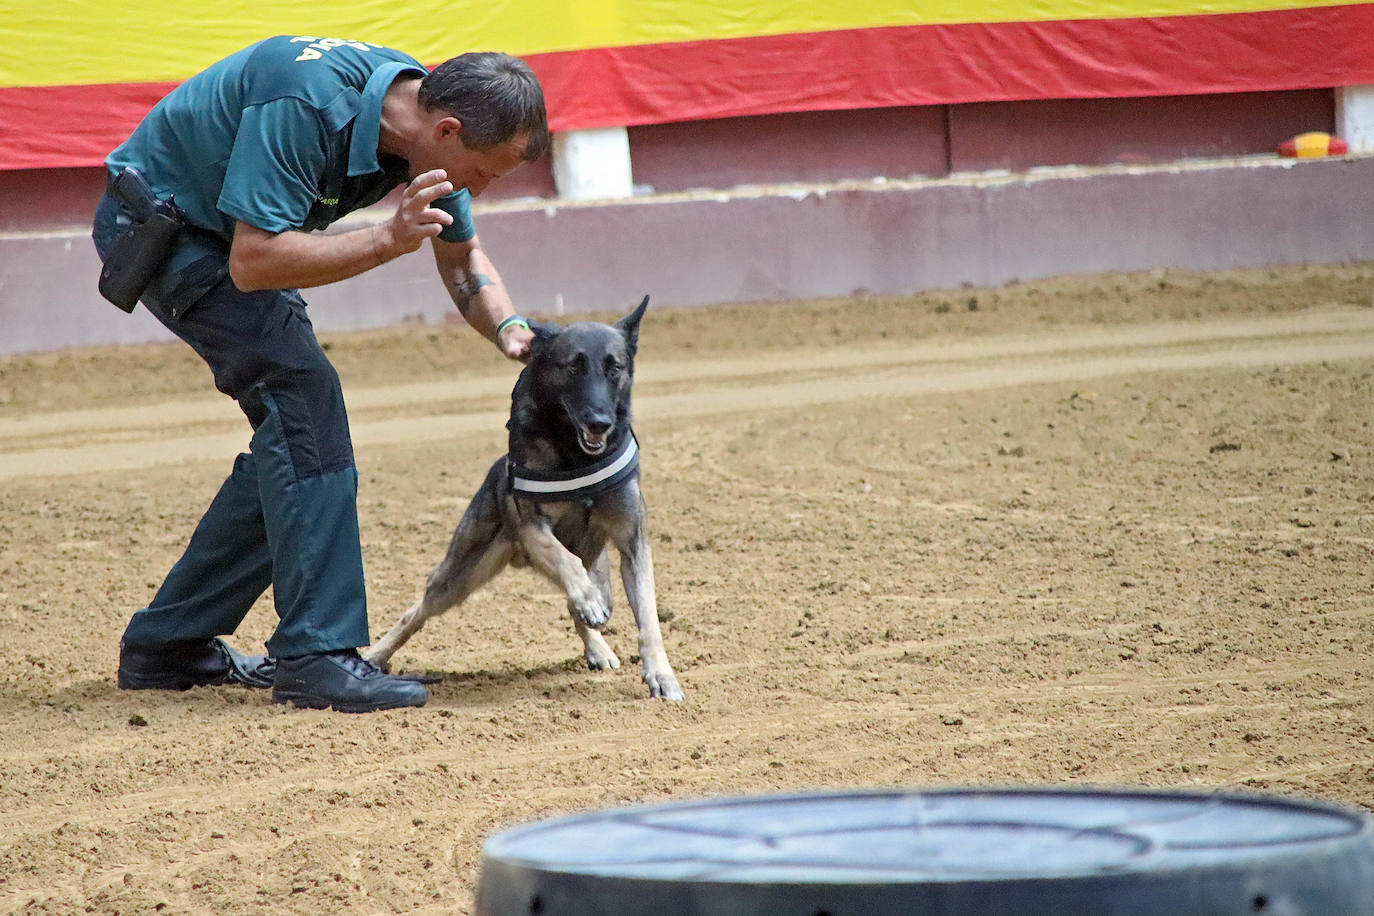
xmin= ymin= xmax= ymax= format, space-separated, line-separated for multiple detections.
xmin=451 ymin=271 xmax=493 ymax=317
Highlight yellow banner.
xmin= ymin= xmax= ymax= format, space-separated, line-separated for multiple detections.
xmin=4 ymin=0 xmax=1365 ymax=88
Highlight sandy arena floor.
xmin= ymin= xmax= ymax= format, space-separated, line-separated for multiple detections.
xmin=1 ymin=263 xmax=1373 ymax=913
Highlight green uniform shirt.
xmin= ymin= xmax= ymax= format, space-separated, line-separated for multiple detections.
xmin=107 ymin=35 xmax=475 ymax=245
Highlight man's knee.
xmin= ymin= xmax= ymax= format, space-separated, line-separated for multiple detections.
xmin=280 ymin=354 xmax=344 ymax=405
xmin=244 ymin=360 xmax=354 ymax=476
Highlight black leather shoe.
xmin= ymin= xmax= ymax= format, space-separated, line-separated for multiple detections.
xmin=118 ymin=638 xmax=275 ymax=690
xmin=272 ymin=650 xmax=429 ymax=713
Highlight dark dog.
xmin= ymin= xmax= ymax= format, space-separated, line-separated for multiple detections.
xmin=364 ymin=296 xmax=683 ymax=700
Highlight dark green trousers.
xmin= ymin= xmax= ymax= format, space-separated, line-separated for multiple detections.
xmin=96 ymin=193 xmax=371 ymax=657
xmin=120 ymin=409 xmax=370 ymax=658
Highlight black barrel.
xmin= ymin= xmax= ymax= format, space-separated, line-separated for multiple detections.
xmin=475 ymin=786 xmax=1374 ymax=915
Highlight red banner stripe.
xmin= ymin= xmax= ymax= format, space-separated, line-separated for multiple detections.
xmin=531 ymin=7 xmax=1374 ymax=129
xmin=4 ymin=7 xmax=1372 ymax=171
xmin=0 ymin=81 xmax=180 ymax=170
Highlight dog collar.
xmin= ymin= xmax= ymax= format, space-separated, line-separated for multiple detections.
xmin=508 ymin=432 xmax=639 ymax=502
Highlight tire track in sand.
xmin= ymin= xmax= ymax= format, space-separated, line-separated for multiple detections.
xmin=2 ymin=307 xmax=1373 ymax=481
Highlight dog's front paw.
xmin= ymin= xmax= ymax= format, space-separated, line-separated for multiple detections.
xmin=644 ymin=668 xmax=684 ymax=701
xmin=578 ymin=625 xmax=620 ymax=670
xmin=586 ymin=645 xmax=621 ymax=670
xmin=569 ymin=590 xmax=611 ymax=628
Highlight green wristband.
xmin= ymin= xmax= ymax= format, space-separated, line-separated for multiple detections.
xmin=496 ymin=315 xmax=530 ymax=336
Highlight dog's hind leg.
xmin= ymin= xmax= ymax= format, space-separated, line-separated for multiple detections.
xmin=576 ymin=549 xmax=621 ymax=670
xmin=363 ymin=596 xmax=429 ymax=670
xmin=364 ymin=469 xmax=512 ymax=669
xmin=364 ymin=537 xmax=512 ymax=668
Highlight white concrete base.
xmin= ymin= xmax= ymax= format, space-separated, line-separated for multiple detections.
xmin=1336 ymin=85 xmax=1374 ymax=155
xmin=552 ymin=128 xmax=634 ymax=201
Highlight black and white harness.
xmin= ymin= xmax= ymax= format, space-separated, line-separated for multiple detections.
xmin=507 ymin=432 xmax=639 ymax=503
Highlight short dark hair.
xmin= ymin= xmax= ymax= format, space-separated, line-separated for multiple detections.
xmin=418 ymin=52 xmax=549 ymax=162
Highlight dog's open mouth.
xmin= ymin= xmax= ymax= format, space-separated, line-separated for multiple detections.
xmin=577 ymin=426 xmax=609 ymax=456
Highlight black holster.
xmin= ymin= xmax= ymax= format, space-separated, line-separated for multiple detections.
xmin=98 ymin=168 xmax=186 ymax=313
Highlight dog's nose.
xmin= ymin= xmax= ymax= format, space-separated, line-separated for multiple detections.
xmin=585 ymin=416 xmax=613 ymax=436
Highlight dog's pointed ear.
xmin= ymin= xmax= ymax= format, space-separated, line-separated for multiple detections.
xmin=615 ymin=295 xmax=650 ymax=357
xmin=526 ymin=319 xmax=561 ymax=352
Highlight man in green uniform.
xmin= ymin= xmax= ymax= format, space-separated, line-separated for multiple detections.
xmin=92 ymin=35 xmax=548 ymax=712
